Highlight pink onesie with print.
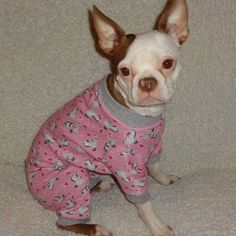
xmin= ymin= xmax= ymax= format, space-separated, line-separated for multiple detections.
xmin=25 ymin=78 xmax=164 ymax=223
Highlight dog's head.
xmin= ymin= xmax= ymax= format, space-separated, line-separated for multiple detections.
xmin=92 ymin=0 xmax=189 ymax=116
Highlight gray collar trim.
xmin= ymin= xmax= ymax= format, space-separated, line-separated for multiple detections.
xmin=97 ymin=78 xmax=163 ymax=128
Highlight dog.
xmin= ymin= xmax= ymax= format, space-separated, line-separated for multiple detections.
xmin=25 ymin=0 xmax=189 ymax=235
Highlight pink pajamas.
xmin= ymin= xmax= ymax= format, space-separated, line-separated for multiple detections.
xmin=25 ymin=78 xmax=164 ymax=222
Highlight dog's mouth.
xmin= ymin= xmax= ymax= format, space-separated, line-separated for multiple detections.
xmin=137 ymin=95 xmax=166 ymax=106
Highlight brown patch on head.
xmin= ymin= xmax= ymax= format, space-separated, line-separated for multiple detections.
xmin=90 ymin=6 xmax=137 ymax=108
xmin=106 ymin=34 xmax=136 ymax=108
xmin=110 ymin=34 xmax=136 ymax=74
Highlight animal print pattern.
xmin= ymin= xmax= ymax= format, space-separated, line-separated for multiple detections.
xmin=25 ymin=79 xmax=164 ymax=220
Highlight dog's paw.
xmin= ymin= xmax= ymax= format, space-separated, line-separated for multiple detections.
xmin=93 ymin=225 xmax=113 ymax=236
xmin=154 ymin=225 xmax=175 ymax=236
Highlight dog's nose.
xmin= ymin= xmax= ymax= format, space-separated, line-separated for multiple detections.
xmin=138 ymin=77 xmax=158 ymax=93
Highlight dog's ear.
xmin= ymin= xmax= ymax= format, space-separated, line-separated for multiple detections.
xmin=92 ymin=5 xmax=126 ymax=56
xmin=154 ymin=0 xmax=189 ymax=44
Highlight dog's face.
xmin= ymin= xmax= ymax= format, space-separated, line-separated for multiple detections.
xmin=92 ymin=0 xmax=189 ymax=116
xmin=116 ymin=32 xmax=181 ymax=107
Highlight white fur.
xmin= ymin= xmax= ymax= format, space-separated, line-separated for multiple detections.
xmin=136 ymin=201 xmax=175 ymax=236
xmin=115 ymin=31 xmax=182 ymax=117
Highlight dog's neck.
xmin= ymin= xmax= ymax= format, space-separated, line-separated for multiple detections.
xmin=106 ymin=74 xmax=165 ymax=117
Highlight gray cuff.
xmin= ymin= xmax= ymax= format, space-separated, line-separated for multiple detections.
xmin=126 ymin=192 xmax=151 ymax=204
xmin=147 ymin=155 xmax=161 ymax=166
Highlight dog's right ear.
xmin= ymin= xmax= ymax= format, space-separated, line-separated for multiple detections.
xmin=92 ymin=5 xmax=126 ymax=56
xmin=154 ymin=0 xmax=189 ymax=45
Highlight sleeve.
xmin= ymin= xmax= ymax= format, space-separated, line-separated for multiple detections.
xmin=113 ymin=164 xmax=151 ymax=204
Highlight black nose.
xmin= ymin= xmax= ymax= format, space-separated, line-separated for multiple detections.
xmin=138 ymin=77 xmax=158 ymax=93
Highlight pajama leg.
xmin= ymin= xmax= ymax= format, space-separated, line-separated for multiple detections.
xmin=57 ymin=167 xmax=92 ymax=221
xmin=28 ymin=165 xmax=92 ymax=223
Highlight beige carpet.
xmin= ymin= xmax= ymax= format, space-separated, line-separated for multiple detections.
xmin=1 ymin=0 xmax=236 ymax=235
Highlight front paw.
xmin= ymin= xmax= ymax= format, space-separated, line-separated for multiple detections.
xmin=148 ymin=163 xmax=181 ymax=186
xmin=154 ymin=225 xmax=175 ymax=236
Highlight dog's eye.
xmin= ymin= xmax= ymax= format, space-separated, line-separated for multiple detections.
xmin=120 ymin=67 xmax=130 ymax=76
xmin=162 ymin=59 xmax=174 ymax=70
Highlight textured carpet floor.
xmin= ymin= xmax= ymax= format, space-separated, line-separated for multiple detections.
xmin=1 ymin=0 xmax=236 ymax=236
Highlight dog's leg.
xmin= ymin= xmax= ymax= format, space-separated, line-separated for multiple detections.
xmin=148 ymin=162 xmax=180 ymax=186
xmin=136 ymin=201 xmax=175 ymax=236
xmin=92 ymin=177 xmax=115 ymax=192
xmin=57 ymin=223 xmax=112 ymax=236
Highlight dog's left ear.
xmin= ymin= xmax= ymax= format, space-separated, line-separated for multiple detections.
xmin=92 ymin=5 xmax=126 ymax=56
xmin=154 ymin=0 xmax=189 ymax=44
